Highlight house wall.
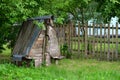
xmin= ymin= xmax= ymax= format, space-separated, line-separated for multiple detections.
xmin=28 ymin=30 xmax=45 ymax=67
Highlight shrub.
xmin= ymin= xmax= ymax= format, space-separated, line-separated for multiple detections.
xmin=60 ymin=43 xmax=72 ymax=58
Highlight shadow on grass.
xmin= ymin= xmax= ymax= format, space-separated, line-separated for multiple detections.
xmin=0 ymin=54 xmax=11 ymax=64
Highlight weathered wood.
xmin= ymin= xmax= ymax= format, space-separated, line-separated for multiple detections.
xmin=78 ymin=22 xmax=80 ymax=57
xmin=100 ymin=24 xmax=102 ymax=59
xmin=54 ymin=22 xmax=120 ymax=60
xmin=104 ymin=24 xmax=106 ymax=60
xmin=92 ymin=23 xmax=95 ymax=57
xmin=115 ymin=23 xmax=118 ymax=60
xmin=88 ymin=24 xmax=92 ymax=55
xmin=68 ymin=23 xmax=71 ymax=51
xmin=47 ymin=26 xmax=61 ymax=58
xmin=112 ymin=25 xmax=114 ymax=61
xmin=96 ymin=24 xmax=99 ymax=60
xmin=107 ymin=23 xmax=110 ymax=61
xmin=45 ymin=53 xmax=51 ymax=66
xmin=12 ymin=17 xmax=62 ymax=67
xmin=70 ymin=23 xmax=73 ymax=55
xmin=85 ymin=23 xmax=88 ymax=57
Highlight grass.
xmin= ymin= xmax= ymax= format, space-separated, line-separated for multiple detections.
xmin=71 ymin=42 xmax=120 ymax=52
xmin=66 ymin=36 xmax=120 ymax=53
xmin=0 ymin=44 xmax=11 ymax=62
xmin=0 ymin=59 xmax=120 ymax=80
xmin=0 ymin=44 xmax=120 ymax=80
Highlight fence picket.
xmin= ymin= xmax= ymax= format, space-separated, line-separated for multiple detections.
xmin=107 ymin=23 xmax=110 ymax=61
xmin=116 ymin=23 xmax=118 ymax=60
xmin=55 ymin=22 xmax=119 ymax=60
xmin=104 ymin=24 xmax=106 ymax=60
xmin=112 ymin=25 xmax=114 ymax=61
xmin=100 ymin=24 xmax=102 ymax=59
xmin=78 ymin=22 xmax=80 ymax=57
xmin=92 ymin=23 xmax=95 ymax=57
xmin=85 ymin=23 xmax=88 ymax=57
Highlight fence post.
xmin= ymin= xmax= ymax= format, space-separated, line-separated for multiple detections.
xmin=100 ymin=24 xmax=102 ymax=59
xmin=107 ymin=23 xmax=110 ymax=61
xmin=68 ymin=23 xmax=71 ymax=50
xmin=115 ymin=23 xmax=118 ymax=60
xmin=112 ymin=25 xmax=114 ymax=61
xmin=78 ymin=22 xmax=80 ymax=58
xmin=92 ymin=23 xmax=95 ymax=57
xmin=70 ymin=22 xmax=74 ymax=57
xmin=85 ymin=23 xmax=88 ymax=57
xmin=96 ymin=24 xmax=99 ymax=60
xmin=104 ymin=24 xmax=107 ymax=60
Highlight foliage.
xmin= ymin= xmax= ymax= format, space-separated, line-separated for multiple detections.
xmin=0 ymin=0 xmax=120 ymax=53
xmin=0 ymin=0 xmax=39 ymax=52
xmin=0 ymin=59 xmax=120 ymax=80
xmin=95 ymin=0 xmax=120 ymax=23
xmin=0 ymin=44 xmax=11 ymax=55
xmin=60 ymin=43 xmax=72 ymax=59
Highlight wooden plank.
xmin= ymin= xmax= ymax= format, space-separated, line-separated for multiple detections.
xmin=70 ymin=39 xmax=120 ymax=44
xmin=87 ymin=26 xmax=120 ymax=29
xmin=115 ymin=23 xmax=118 ymax=60
xmin=104 ymin=24 xmax=106 ymax=60
xmin=100 ymin=24 xmax=102 ymax=59
xmin=107 ymin=23 xmax=110 ymax=61
xmin=68 ymin=23 xmax=71 ymax=51
xmin=13 ymin=21 xmax=37 ymax=55
xmin=72 ymin=49 xmax=112 ymax=55
xmin=62 ymin=25 xmax=65 ymax=48
xmin=70 ymin=22 xmax=73 ymax=56
xmin=92 ymin=23 xmax=95 ymax=57
xmin=88 ymin=24 xmax=91 ymax=55
xmin=57 ymin=25 xmax=60 ymax=45
xmin=74 ymin=25 xmax=77 ymax=53
xmin=81 ymin=27 xmax=85 ymax=56
xmin=59 ymin=25 xmax=62 ymax=46
xmin=112 ymin=25 xmax=114 ymax=61
xmin=78 ymin=22 xmax=80 ymax=57
xmin=64 ymin=24 xmax=66 ymax=42
xmin=85 ymin=23 xmax=88 ymax=57
xmin=96 ymin=24 xmax=99 ymax=60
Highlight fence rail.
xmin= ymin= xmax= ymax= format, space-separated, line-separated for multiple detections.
xmin=54 ymin=22 xmax=120 ymax=60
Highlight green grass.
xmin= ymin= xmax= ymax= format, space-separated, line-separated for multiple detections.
xmin=0 ymin=44 xmax=11 ymax=62
xmin=0 ymin=42 xmax=120 ymax=80
xmin=71 ymin=42 xmax=120 ymax=52
xmin=0 ymin=59 xmax=120 ymax=80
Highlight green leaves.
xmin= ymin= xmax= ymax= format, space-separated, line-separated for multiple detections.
xmin=96 ymin=0 xmax=120 ymax=23
xmin=0 ymin=0 xmax=120 ymax=52
xmin=33 ymin=21 xmax=45 ymax=29
xmin=110 ymin=0 xmax=119 ymax=4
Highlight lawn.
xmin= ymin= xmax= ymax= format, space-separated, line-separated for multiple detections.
xmin=0 ymin=44 xmax=120 ymax=80
xmin=0 ymin=59 xmax=120 ymax=80
xmin=0 ymin=44 xmax=11 ymax=63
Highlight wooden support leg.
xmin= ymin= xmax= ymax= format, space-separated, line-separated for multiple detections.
xmin=45 ymin=53 xmax=51 ymax=66
xmin=55 ymin=60 xmax=58 ymax=65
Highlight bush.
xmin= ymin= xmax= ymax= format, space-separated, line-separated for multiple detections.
xmin=60 ymin=43 xmax=72 ymax=58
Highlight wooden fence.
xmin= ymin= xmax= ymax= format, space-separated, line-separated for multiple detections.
xmin=54 ymin=22 xmax=120 ymax=61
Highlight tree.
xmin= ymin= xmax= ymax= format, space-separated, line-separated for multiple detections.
xmin=0 ymin=0 xmax=99 ymax=52
xmin=95 ymin=0 xmax=120 ymax=23
xmin=0 ymin=0 xmax=119 ymax=53
xmin=0 ymin=0 xmax=46 ymax=52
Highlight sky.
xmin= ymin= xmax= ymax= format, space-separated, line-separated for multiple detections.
xmin=76 ymin=17 xmax=120 ymax=35
xmin=110 ymin=16 xmax=120 ymax=27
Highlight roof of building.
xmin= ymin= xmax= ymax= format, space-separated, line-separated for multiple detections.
xmin=12 ymin=20 xmax=41 ymax=61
